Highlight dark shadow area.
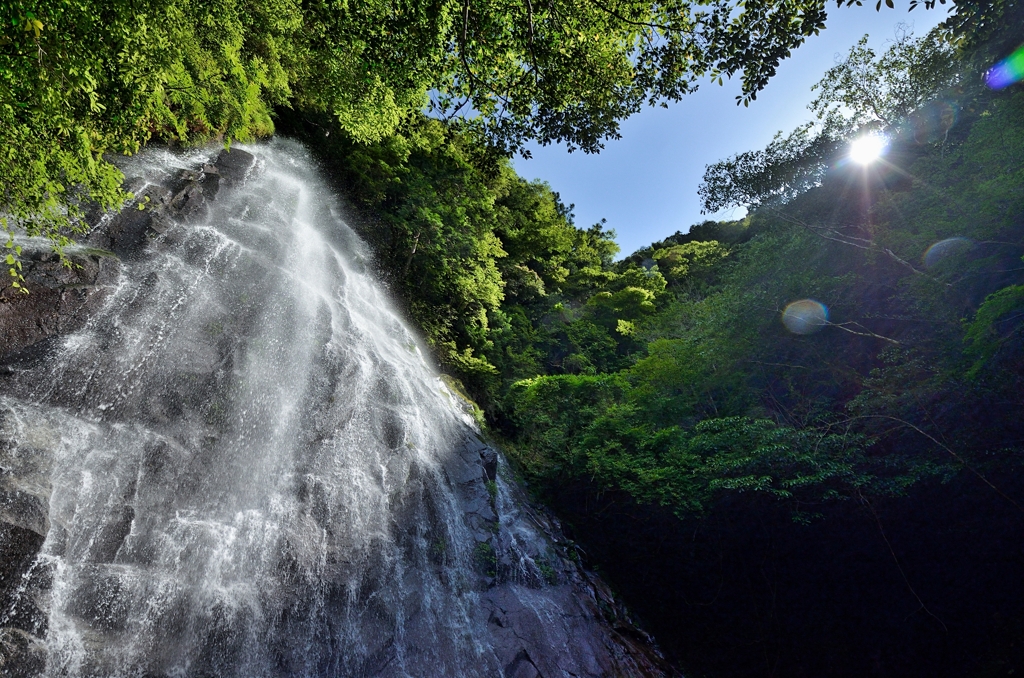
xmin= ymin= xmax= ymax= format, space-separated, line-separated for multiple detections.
xmin=548 ymin=471 xmax=1024 ymax=677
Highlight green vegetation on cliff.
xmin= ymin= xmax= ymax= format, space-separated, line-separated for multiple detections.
xmin=499 ymin=39 xmax=1024 ymax=517
xmin=3 ymin=0 xmax=1023 ymax=672
xmin=4 ymin=0 xmax=1019 ymax=541
xmin=285 ymin=18 xmax=1024 ymax=525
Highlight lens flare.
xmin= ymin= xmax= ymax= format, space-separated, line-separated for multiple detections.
xmin=986 ymin=44 xmax=1024 ymax=90
xmin=850 ymin=135 xmax=887 ymax=165
xmin=782 ymin=300 xmax=829 ymax=335
xmin=908 ymin=100 xmax=957 ymax=144
xmin=923 ymin=237 xmax=973 ymax=268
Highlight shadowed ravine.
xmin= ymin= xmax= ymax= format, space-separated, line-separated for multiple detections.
xmin=0 ymin=140 xmax=671 ymax=677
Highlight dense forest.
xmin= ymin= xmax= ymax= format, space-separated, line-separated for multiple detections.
xmin=3 ymin=0 xmax=1024 ymax=674
xmin=281 ymin=15 xmax=1024 ymax=676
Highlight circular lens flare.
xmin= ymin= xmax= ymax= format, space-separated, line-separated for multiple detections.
xmin=849 ymin=135 xmax=887 ymax=165
xmin=923 ymin=237 xmax=973 ymax=268
xmin=782 ymin=300 xmax=829 ymax=335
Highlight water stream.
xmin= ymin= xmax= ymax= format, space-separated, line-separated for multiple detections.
xmin=0 ymin=140 xmax=639 ymax=677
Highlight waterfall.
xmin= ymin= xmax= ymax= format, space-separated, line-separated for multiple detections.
xmin=0 ymin=140 xmax=670 ymax=677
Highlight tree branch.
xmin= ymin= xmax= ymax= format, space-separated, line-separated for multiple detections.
xmin=851 ymin=414 xmax=1024 ymax=515
xmin=857 ymin=490 xmax=949 ymax=633
xmin=769 ymin=209 xmax=951 ymax=286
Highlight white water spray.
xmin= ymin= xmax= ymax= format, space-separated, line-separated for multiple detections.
xmin=0 ymin=140 xmax=668 ymax=678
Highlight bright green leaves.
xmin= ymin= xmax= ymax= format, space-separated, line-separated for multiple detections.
xmin=2 ymin=234 xmax=27 ymax=293
xmin=1 ymin=12 xmax=44 ymax=42
xmin=652 ymin=240 xmax=729 ymax=282
xmin=508 ymin=369 xmax=868 ymax=515
xmin=22 ymin=14 xmax=43 ymax=38
xmin=301 ymin=116 xmax=512 ymax=383
xmin=1 ymin=0 xmax=298 ymax=268
xmin=963 ymin=283 xmax=1024 ymax=379
xmin=809 ymin=29 xmax=958 ymax=130
xmin=5 ymin=249 xmax=23 ymax=288
xmin=0 ymin=0 xmax=434 ymax=269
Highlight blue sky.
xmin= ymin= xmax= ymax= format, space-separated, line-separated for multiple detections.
xmin=511 ymin=3 xmax=947 ymax=257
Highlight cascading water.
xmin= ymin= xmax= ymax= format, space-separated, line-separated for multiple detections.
xmin=0 ymin=140 xmax=670 ymax=677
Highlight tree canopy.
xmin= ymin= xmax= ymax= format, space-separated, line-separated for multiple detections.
xmin=698 ymin=25 xmax=960 ymax=214
xmin=2 ymin=0 xmax=890 ymax=278
xmin=287 ymin=5 xmax=1024 ymax=527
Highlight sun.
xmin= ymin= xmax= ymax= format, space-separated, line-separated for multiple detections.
xmin=849 ymin=134 xmax=887 ymax=165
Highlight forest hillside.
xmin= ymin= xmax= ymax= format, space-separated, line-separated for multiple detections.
xmin=283 ymin=15 xmax=1024 ymax=676
xmin=2 ymin=0 xmax=1023 ymax=674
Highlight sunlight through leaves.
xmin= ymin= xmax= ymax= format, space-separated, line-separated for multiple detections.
xmin=849 ymin=134 xmax=887 ymax=165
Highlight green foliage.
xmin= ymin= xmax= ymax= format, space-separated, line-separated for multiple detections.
xmin=535 ymin=558 xmax=557 ymax=585
xmin=699 ymin=26 xmax=958 ymax=214
xmin=1 ymin=0 xmax=307 ymax=271
xmin=809 ymin=28 xmax=958 ymax=129
xmin=507 ymin=371 xmax=874 ymax=514
xmin=2 ymin=0 xmax=856 ymax=285
xmin=588 ymin=416 xmax=871 ymax=514
xmin=483 ymin=24 xmax=1024 ymax=520
xmin=918 ymin=91 xmax=1023 ymax=235
xmin=699 ymin=116 xmax=850 ymax=213
xmin=428 ymin=0 xmax=834 ymax=154
xmin=652 ymin=240 xmax=729 ymax=283
xmin=474 ymin=541 xmax=497 ymax=577
xmin=964 ymin=283 xmax=1024 ymax=378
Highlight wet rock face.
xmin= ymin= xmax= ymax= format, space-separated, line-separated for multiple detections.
xmin=0 ymin=250 xmax=119 ymax=358
xmin=0 ymin=148 xmax=255 ymax=675
xmin=0 ymin=627 xmax=46 ymax=678
xmin=0 ymin=524 xmax=45 ymax=625
xmin=214 ymin=147 xmax=256 ymax=186
xmin=0 ymin=143 xmax=676 ymax=678
xmin=92 ymin=147 xmax=253 ymax=260
xmin=0 ymin=147 xmax=257 ymax=358
xmin=444 ymin=430 xmax=678 ymax=677
xmin=0 ymin=404 xmax=57 ymax=672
